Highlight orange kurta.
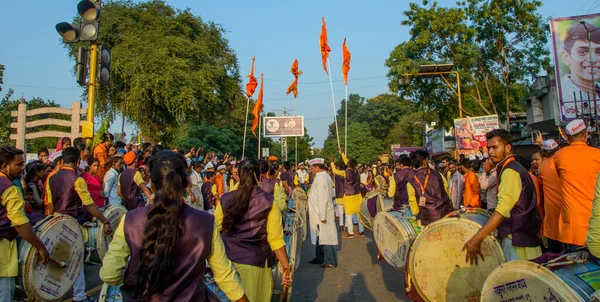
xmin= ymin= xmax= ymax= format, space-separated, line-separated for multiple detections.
xmin=215 ymin=173 xmax=224 ymax=197
xmin=529 ymin=172 xmax=544 ymax=235
xmin=463 ymin=171 xmax=481 ymax=208
xmin=538 ymin=157 xmax=562 ymax=241
xmin=554 ymin=142 xmax=600 ymax=246
xmin=93 ymin=143 xmax=109 ymax=181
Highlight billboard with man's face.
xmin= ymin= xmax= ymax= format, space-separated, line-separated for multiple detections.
xmin=550 ymin=13 xmax=600 ymax=121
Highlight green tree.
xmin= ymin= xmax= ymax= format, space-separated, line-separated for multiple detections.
xmin=62 ymin=1 xmax=244 ymax=144
xmin=0 ymin=89 xmax=62 ymax=152
xmin=383 ymin=112 xmax=426 ymax=148
xmin=270 ymin=130 xmax=314 ymax=162
xmin=385 ymin=0 xmax=550 ymax=128
xmin=320 ymin=122 xmax=385 ymax=164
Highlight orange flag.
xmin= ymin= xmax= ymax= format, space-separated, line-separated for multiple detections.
xmin=342 ymin=38 xmax=351 ymax=85
xmin=320 ymin=17 xmax=331 ymax=76
xmin=251 ymin=73 xmax=264 ymax=136
xmin=246 ymin=57 xmax=258 ymax=98
xmin=286 ymin=59 xmax=303 ymax=98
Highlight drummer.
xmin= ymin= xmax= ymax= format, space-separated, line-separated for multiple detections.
xmin=0 ymin=146 xmax=49 ymax=302
xmin=215 ymin=159 xmax=292 ymax=302
xmin=387 ymin=155 xmax=414 ymax=211
xmin=406 ymin=150 xmax=453 ymax=226
xmin=100 ymin=151 xmax=249 ymax=301
xmin=333 ymin=161 xmax=346 ymax=232
xmin=464 ymin=129 xmax=542 ymax=264
xmin=329 ymin=148 xmax=365 ymax=238
xmin=258 ymin=160 xmax=286 ymax=212
xmin=45 ymin=147 xmax=114 ymax=302
xmin=118 ymin=151 xmax=152 ymax=211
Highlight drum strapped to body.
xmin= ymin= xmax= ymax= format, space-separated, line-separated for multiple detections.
xmin=83 ymin=204 xmax=127 ymax=265
xmin=18 ymin=214 xmax=85 ymax=302
xmin=481 ymin=251 xmax=600 ymax=302
xmin=405 ymin=217 xmax=505 ymax=302
xmin=358 ymin=191 xmax=388 ymax=230
xmin=373 ymin=209 xmax=420 ymax=270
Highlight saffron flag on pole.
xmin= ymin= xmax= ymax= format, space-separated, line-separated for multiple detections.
xmin=251 ymin=73 xmax=264 ymax=136
xmin=246 ymin=57 xmax=258 ymax=98
xmin=342 ymin=38 xmax=351 ymax=85
xmin=320 ymin=17 xmax=331 ymax=76
xmin=286 ymin=59 xmax=303 ymax=98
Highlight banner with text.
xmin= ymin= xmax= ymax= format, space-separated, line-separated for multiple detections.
xmin=550 ymin=13 xmax=600 ymax=121
xmin=263 ymin=116 xmax=305 ymax=137
xmin=391 ymin=146 xmax=424 ymax=160
xmin=454 ymin=115 xmax=499 ymax=158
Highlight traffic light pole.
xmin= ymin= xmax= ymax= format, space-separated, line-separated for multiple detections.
xmin=87 ymin=43 xmax=98 ymax=134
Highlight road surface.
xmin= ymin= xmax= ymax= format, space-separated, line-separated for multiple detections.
xmin=290 ymin=227 xmax=409 ymax=301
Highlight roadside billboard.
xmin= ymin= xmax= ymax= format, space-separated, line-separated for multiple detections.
xmin=263 ymin=116 xmax=304 ymax=137
xmin=550 ymin=13 xmax=600 ymax=121
xmin=391 ymin=146 xmax=424 ymax=160
xmin=454 ymin=115 xmax=499 ymax=158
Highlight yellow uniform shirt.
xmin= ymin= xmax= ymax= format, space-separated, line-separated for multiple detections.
xmin=587 ymin=173 xmax=600 ymax=258
xmin=117 ymin=170 xmax=145 ymax=195
xmin=495 ymin=168 xmax=541 ymax=259
xmin=0 ymin=185 xmax=30 ymax=277
xmin=273 ymin=182 xmax=287 ymax=212
xmin=100 ymin=215 xmax=245 ymax=301
xmin=46 ymin=170 xmax=95 ymax=207
xmin=229 ymin=179 xmax=239 ymax=191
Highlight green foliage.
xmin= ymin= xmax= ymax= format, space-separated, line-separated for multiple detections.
xmin=62 ymin=0 xmax=244 ymax=144
xmin=386 ymin=0 xmax=551 ymax=127
xmin=0 ymin=89 xmax=62 ymax=152
xmin=270 ymin=129 xmax=314 ymax=162
xmin=321 ymin=93 xmax=424 ymax=163
xmin=320 ymin=122 xmax=385 ymax=164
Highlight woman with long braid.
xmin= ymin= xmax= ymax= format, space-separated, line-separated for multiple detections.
xmin=100 ymin=151 xmax=248 ymax=301
xmin=215 ymin=159 xmax=292 ymax=302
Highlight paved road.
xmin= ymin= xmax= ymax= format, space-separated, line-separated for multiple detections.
xmin=291 ymin=227 xmax=409 ymax=302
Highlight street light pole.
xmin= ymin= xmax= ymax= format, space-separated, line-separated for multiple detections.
xmin=581 ymin=21 xmax=600 ymax=143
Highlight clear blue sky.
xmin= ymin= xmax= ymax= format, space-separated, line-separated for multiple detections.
xmin=0 ymin=0 xmax=597 ymax=148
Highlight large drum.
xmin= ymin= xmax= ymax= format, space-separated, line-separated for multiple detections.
xmin=481 ymin=257 xmax=600 ymax=301
xmin=445 ymin=207 xmax=491 ymax=225
xmin=373 ymin=209 xmax=420 ymax=270
xmin=83 ymin=204 xmax=127 ymax=264
xmin=358 ymin=191 xmax=392 ymax=230
xmin=18 ymin=214 xmax=85 ymax=302
xmin=405 ymin=218 xmax=505 ymax=301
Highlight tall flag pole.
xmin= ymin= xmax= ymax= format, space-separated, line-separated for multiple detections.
xmin=286 ymin=59 xmax=302 ymax=165
xmin=252 ymin=73 xmax=264 ymax=157
xmin=243 ymin=57 xmax=258 ymax=159
xmin=321 ymin=17 xmax=340 ymax=149
xmin=342 ymin=38 xmax=351 ymax=155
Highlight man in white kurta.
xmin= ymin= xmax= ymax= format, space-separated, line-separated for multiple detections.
xmin=307 ymin=158 xmax=338 ymax=268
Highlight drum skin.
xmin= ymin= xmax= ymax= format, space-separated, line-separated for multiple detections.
xmin=481 ymin=260 xmax=584 ymax=302
xmin=358 ymin=191 xmax=384 ymax=230
xmin=406 ymin=218 xmax=505 ymax=302
xmin=19 ymin=214 xmax=85 ymax=302
xmin=373 ymin=210 xmax=420 ymax=270
xmin=97 ymin=205 xmax=127 ymax=260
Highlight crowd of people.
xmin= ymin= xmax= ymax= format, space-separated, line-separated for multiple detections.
xmin=3 ymin=117 xmax=600 ymax=301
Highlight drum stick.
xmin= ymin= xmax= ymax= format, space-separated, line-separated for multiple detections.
xmin=280 ymin=286 xmax=288 ymax=302
xmin=49 ymin=258 xmax=68 ymax=268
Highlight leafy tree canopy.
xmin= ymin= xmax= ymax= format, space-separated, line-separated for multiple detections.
xmin=63 ymin=0 xmax=244 ymax=144
xmin=386 ymin=0 xmax=550 ymax=128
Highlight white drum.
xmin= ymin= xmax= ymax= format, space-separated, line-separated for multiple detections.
xmin=18 ymin=214 xmax=85 ymax=302
xmin=405 ymin=218 xmax=505 ymax=301
xmin=84 ymin=204 xmax=127 ymax=264
xmin=373 ymin=210 xmax=420 ymax=270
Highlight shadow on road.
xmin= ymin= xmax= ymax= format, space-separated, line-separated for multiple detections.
xmin=336 ymin=273 xmax=376 ymax=302
xmin=365 ymin=232 xmax=408 ymax=300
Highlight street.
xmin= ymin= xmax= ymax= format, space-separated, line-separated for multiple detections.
xmin=291 ymin=228 xmax=408 ymax=302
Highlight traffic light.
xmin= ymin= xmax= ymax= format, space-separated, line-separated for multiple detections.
xmin=77 ymin=0 xmax=101 ymax=41
xmin=56 ymin=22 xmax=80 ymax=43
xmin=76 ymin=47 xmax=88 ymax=86
xmin=99 ymin=46 xmax=110 ymax=85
